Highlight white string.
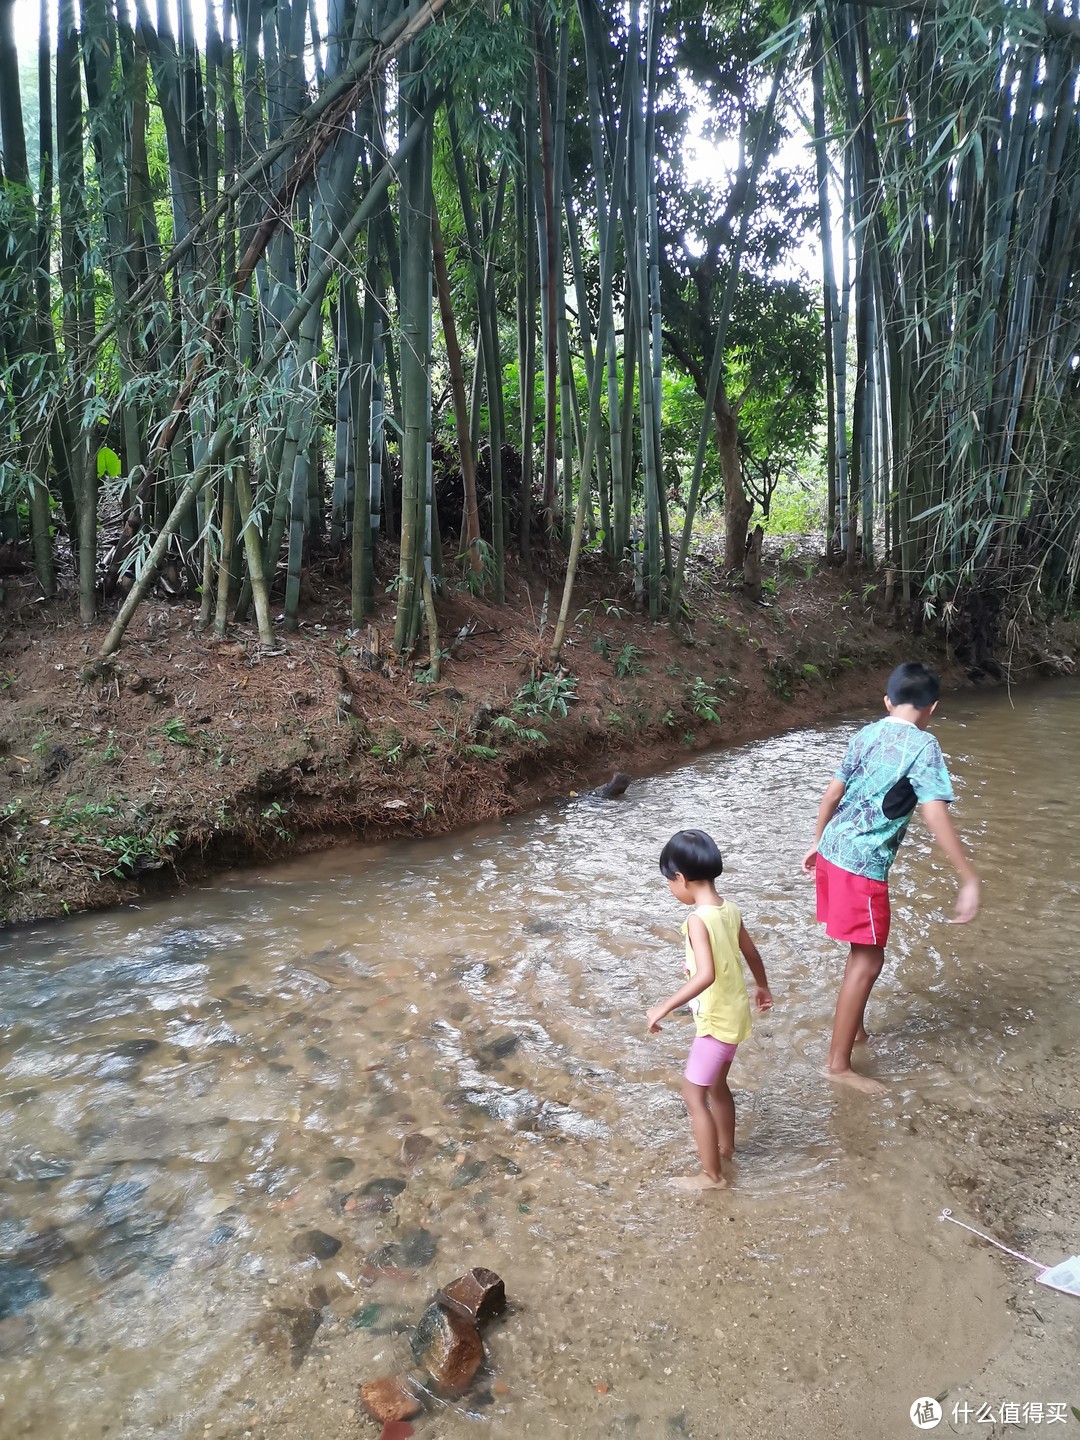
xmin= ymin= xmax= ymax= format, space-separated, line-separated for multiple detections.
xmin=939 ymin=1208 xmax=1045 ymax=1271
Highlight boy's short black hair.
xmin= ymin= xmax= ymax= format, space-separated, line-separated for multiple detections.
xmin=886 ymin=662 xmax=940 ymax=709
xmin=659 ymin=829 xmax=723 ymax=882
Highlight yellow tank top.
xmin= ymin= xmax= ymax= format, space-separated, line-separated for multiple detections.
xmin=682 ymin=902 xmax=752 ymax=1044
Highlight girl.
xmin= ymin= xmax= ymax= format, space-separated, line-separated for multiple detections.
xmin=646 ymin=829 xmax=773 ymax=1190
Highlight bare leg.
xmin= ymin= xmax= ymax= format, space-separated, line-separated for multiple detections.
xmin=707 ymin=1062 xmax=736 ymax=1160
xmin=825 ymin=944 xmax=886 ymax=1095
xmin=673 ymin=1077 xmax=727 ymax=1188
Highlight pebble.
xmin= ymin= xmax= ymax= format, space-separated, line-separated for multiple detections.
xmin=290 ymin=1230 xmax=342 ymax=1260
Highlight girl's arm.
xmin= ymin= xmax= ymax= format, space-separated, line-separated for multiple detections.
xmin=646 ymin=915 xmax=714 ymax=1032
xmin=739 ymin=922 xmax=774 ymax=1012
xmin=801 ymin=778 xmax=846 ymax=873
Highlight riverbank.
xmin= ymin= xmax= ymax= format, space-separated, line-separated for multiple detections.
xmin=2 ymin=553 xmax=1077 ymax=927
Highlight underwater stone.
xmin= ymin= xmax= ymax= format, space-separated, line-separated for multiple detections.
xmin=290 ymin=1229 xmax=342 ymax=1260
xmin=368 ymin=1228 xmax=436 ymax=1270
xmin=324 ymin=1156 xmax=355 ymax=1181
xmin=411 ymin=1301 xmax=483 ymax=1393
xmin=112 ymin=1039 xmax=160 ymax=1058
xmin=450 ymin=1160 xmax=488 ymax=1189
xmin=358 ymin=1376 xmax=422 ymax=1424
xmin=0 ymin=1263 xmax=50 ymax=1321
xmin=360 ymin=1176 xmax=406 ymax=1198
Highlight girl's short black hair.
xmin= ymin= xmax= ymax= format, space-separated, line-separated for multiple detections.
xmin=659 ymin=829 xmax=723 ymax=882
xmin=886 ymin=661 xmax=940 ymax=709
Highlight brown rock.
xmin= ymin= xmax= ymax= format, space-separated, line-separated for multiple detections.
xmin=436 ymin=1267 xmax=506 ymax=1326
xmin=411 ymin=1301 xmax=484 ymax=1393
xmin=358 ymin=1376 xmax=422 ymax=1424
xmin=254 ymin=1302 xmax=322 ymax=1369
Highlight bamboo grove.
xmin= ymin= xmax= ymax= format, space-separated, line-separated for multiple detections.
xmin=0 ymin=0 xmax=1079 ymax=670
xmin=813 ymin=0 xmax=1080 ymax=618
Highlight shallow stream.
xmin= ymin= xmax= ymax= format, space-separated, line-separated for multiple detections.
xmin=2 ymin=681 xmax=1078 ymax=1438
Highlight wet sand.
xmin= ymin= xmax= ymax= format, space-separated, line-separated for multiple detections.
xmin=1 ymin=681 xmax=1077 ymax=1438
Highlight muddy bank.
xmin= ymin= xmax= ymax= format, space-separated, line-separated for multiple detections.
xmin=2 ymin=560 xmax=1076 ymax=927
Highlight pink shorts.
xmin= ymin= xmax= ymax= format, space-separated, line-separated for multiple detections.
xmin=684 ymin=1034 xmax=738 ymax=1087
xmin=815 ymin=854 xmax=891 ymax=948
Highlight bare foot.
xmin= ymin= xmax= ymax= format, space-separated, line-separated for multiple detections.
xmin=669 ymin=1173 xmax=728 ymax=1191
xmin=823 ymin=1066 xmax=887 ymax=1097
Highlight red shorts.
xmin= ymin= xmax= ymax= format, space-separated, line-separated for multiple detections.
xmin=815 ymin=855 xmax=891 ymax=948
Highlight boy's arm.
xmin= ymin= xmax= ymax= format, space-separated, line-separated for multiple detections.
xmin=646 ymin=916 xmax=714 ymax=1031
xmin=738 ymin=922 xmax=774 ymax=1012
xmin=801 ymin=778 xmax=846 ymax=874
xmin=920 ymin=799 xmax=981 ymax=923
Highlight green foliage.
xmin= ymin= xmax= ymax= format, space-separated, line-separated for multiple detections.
xmin=613 ymin=643 xmax=645 ymax=678
xmin=766 ymin=658 xmax=795 ymax=699
xmin=512 ymin=672 xmax=577 ymax=720
xmin=157 ymin=717 xmax=195 ymax=747
xmin=760 ymin=476 xmax=824 ymax=536
xmin=415 ymin=649 xmax=451 ymax=685
xmin=456 ymin=539 xmax=496 ymax=597
xmin=464 ymin=742 xmax=499 ymax=759
xmin=34 ymin=798 xmax=181 ymax=881
xmin=262 ymin=801 xmax=293 ymax=843
xmin=491 ymin=715 xmax=547 ymax=746
xmin=96 ymin=447 xmax=121 ymax=479
xmin=687 ymin=677 xmax=725 ymax=723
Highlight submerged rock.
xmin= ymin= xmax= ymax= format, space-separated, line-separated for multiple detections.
xmin=437 ymin=1268 xmax=506 ymax=1326
xmin=522 ymin=918 xmax=562 ymax=937
xmin=0 ymin=1262 xmax=50 ymax=1320
xmin=450 ymin=1160 xmax=488 ymax=1189
xmin=6 ymin=1151 xmax=73 ymax=1183
xmin=367 ymin=1228 xmax=436 ymax=1270
xmin=100 ymin=1181 xmax=149 ymax=1226
xmin=290 ymin=1229 xmax=342 ymax=1260
xmin=324 ymin=1156 xmax=355 ymax=1182
xmin=348 ymin=1302 xmax=384 ymax=1330
xmin=360 ymin=1176 xmax=406 ymax=1198
xmin=359 ymin=1376 xmax=422 ymax=1424
xmin=476 ymin=1032 xmax=521 ymax=1067
xmin=338 ymin=1191 xmax=393 ymax=1217
xmin=112 ymin=1038 xmax=160 ymax=1058
xmin=0 ymin=1313 xmax=35 ymax=1355
xmin=255 ymin=1301 xmax=323 ymax=1368
xmin=400 ymin=1133 xmax=431 ymax=1166
xmin=411 ymin=1301 xmax=484 ymax=1393
xmin=0 ymin=1223 xmax=76 ymax=1271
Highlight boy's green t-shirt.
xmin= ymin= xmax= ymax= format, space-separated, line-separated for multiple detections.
xmin=818 ymin=716 xmax=954 ymax=882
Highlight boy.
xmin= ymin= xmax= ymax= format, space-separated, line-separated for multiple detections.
xmin=802 ymin=662 xmax=980 ymax=1095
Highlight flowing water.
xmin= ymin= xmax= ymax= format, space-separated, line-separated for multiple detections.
xmin=2 ymin=681 xmax=1078 ymax=1439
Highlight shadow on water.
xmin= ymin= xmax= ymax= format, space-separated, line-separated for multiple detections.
xmin=1 ymin=680 xmax=1078 ymax=1437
